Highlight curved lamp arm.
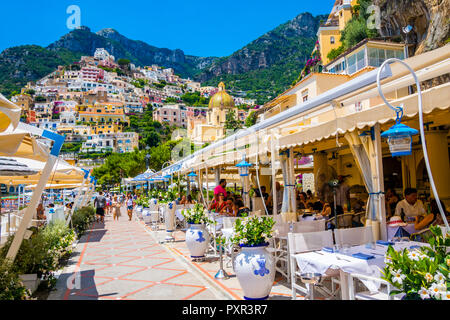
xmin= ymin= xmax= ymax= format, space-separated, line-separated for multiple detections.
xmin=377 ymin=58 xmax=449 ymax=232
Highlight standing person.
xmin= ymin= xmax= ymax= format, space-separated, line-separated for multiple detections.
xmin=94 ymin=191 xmax=106 ymax=223
xmin=112 ymin=196 xmax=122 ymax=221
xmin=214 ymin=179 xmax=228 ymax=198
xmin=335 ymin=175 xmax=350 ymax=211
xmin=126 ymin=194 xmax=134 ymax=221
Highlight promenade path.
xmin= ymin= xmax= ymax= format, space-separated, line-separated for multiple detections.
xmin=48 ymin=213 xmax=229 ymax=300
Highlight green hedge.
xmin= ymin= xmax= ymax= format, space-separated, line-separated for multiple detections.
xmin=72 ymin=206 xmax=96 ymax=236
xmin=0 ymin=258 xmax=30 ymax=300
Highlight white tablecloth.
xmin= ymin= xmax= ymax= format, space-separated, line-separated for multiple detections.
xmin=294 ymin=241 xmax=426 ymax=292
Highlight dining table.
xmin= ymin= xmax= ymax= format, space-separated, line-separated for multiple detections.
xmin=293 ymin=240 xmax=427 ymax=299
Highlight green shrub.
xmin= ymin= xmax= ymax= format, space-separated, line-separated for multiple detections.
xmin=72 ymin=206 xmax=95 ymax=236
xmin=0 ymin=258 xmax=30 ymax=300
xmin=0 ymin=221 xmax=76 ymax=280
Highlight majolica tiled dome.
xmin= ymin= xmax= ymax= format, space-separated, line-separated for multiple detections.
xmin=208 ymin=82 xmax=235 ymax=109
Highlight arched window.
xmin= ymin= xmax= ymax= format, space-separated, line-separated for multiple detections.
xmin=330 ymin=36 xmax=335 ymax=44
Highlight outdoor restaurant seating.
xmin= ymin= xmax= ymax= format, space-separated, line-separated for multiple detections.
xmin=288 ymin=230 xmax=336 ymax=300
xmin=348 ymin=272 xmax=399 ymax=300
xmin=334 ymin=226 xmax=373 ymax=247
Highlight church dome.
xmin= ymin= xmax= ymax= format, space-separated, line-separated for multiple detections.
xmin=208 ymin=82 xmax=235 ymax=109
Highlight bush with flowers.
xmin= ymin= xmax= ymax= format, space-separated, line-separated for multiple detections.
xmin=182 ymin=203 xmax=214 ymax=225
xmin=231 ymin=216 xmax=276 ymax=247
xmin=382 ymin=226 xmax=449 ymax=300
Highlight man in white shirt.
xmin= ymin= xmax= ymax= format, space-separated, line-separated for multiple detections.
xmin=395 ymin=188 xmax=426 ymax=218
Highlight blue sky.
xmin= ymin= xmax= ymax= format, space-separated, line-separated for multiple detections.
xmin=0 ymin=0 xmax=333 ymax=57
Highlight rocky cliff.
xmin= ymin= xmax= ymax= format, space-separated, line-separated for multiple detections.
xmin=374 ymin=0 xmax=450 ymax=54
xmin=197 ymin=12 xmax=325 ymax=81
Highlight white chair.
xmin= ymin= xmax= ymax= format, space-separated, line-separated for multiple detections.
xmin=349 ymin=273 xmax=400 ymax=300
xmin=268 ymin=222 xmax=291 ymax=282
xmin=251 ymin=197 xmax=266 ymax=214
xmin=293 ymin=220 xmax=325 ymax=233
xmin=222 ymin=217 xmax=238 ymax=229
xmin=250 ymin=210 xmax=263 ymax=217
xmin=334 ymin=226 xmax=373 ymax=247
xmin=288 ymin=230 xmax=336 ymax=300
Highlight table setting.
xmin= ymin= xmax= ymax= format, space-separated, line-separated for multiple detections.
xmin=293 ymin=239 xmax=427 ymax=298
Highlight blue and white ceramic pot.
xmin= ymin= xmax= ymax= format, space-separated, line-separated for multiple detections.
xmin=233 ymin=244 xmax=275 ymax=300
xmin=185 ymin=224 xmax=209 ymax=258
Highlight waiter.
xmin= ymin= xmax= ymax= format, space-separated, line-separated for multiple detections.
xmin=214 ymin=179 xmax=228 ymax=198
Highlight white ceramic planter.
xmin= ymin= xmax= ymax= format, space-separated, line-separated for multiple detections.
xmin=19 ymin=274 xmax=40 ymax=294
xmin=233 ymin=244 xmax=275 ymax=300
xmin=142 ymin=208 xmax=151 ymax=223
xmin=185 ymin=224 xmax=210 ymax=258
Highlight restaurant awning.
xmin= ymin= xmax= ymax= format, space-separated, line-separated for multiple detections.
xmin=276 ymin=82 xmax=450 ymax=151
xmin=0 ymin=157 xmax=85 ymax=185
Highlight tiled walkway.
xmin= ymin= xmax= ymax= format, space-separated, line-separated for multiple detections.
xmin=48 ymin=213 xmax=229 ymax=300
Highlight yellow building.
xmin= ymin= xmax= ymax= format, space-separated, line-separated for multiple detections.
xmin=317 ymin=0 xmax=359 ymax=64
xmin=78 ymin=105 xmax=129 ymax=124
xmin=92 ymin=123 xmax=124 ymax=134
xmin=189 ymin=82 xmax=239 ymax=146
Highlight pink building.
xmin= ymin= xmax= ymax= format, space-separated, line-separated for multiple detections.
xmin=81 ymin=67 xmax=104 ymax=81
xmin=153 ymin=104 xmax=187 ymax=128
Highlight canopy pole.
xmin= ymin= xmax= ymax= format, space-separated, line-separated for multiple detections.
xmin=6 ymin=155 xmax=58 ymax=261
xmin=206 ymin=166 xmax=210 ymax=207
xmin=373 ymin=123 xmax=387 ymax=241
xmin=271 ymin=129 xmax=279 ymax=216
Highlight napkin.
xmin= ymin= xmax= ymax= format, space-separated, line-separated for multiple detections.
xmin=377 ymin=240 xmax=394 ymax=246
xmin=409 ymin=245 xmax=421 ymax=249
xmin=352 ymin=253 xmax=375 ymax=260
xmin=322 ymin=247 xmax=334 ymax=253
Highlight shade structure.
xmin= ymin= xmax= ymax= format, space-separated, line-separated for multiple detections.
xmin=0 ymin=93 xmax=21 ymax=133
xmin=0 ymin=129 xmax=50 ymax=162
xmin=0 ymin=157 xmax=39 ymax=176
xmin=0 ymin=157 xmax=85 ymax=185
xmin=25 ymin=183 xmax=85 ymax=190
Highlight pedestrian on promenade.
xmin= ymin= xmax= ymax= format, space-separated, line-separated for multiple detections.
xmin=112 ymin=195 xmax=122 ymax=221
xmin=126 ymin=194 xmax=134 ymax=221
xmin=94 ymin=191 xmax=106 ymax=223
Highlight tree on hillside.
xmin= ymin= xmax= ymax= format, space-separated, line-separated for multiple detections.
xmin=225 ymin=110 xmax=242 ymax=134
xmin=245 ymin=111 xmax=257 ymax=128
xmin=117 ymin=58 xmax=130 ymax=67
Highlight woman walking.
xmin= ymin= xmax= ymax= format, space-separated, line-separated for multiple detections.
xmin=126 ymin=194 xmax=134 ymax=221
xmin=112 ymin=195 xmax=122 ymax=221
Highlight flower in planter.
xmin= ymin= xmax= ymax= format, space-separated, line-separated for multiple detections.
xmin=382 ymin=226 xmax=449 ymax=300
xmin=392 ymin=270 xmax=406 ymax=285
xmin=231 ymin=216 xmax=275 ymax=247
xmin=419 ymin=287 xmax=430 ymax=300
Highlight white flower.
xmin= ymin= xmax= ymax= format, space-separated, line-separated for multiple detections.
xmin=443 ymin=292 xmax=450 ymax=300
xmin=392 ymin=270 xmax=406 ymax=285
xmin=425 ymin=273 xmax=434 ymax=283
xmin=384 ymin=256 xmax=392 ymax=264
xmin=419 ymin=287 xmax=430 ymax=300
xmin=434 ymin=272 xmax=445 ymax=284
xmin=429 ymin=283 xmax=446 ymax=299
xmin=242 ymin=228 xmax=247 ymax=233
xmin=407 ymin=250 xmax=421 ymax=261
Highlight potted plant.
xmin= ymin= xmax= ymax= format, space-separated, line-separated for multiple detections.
xmin=382 ymin=226 xmax=449 ymax=300
xmin=231 ymin=216 xmax=276 ymax=300
xmin=182 ymin=204 xmax=213 ymax=259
